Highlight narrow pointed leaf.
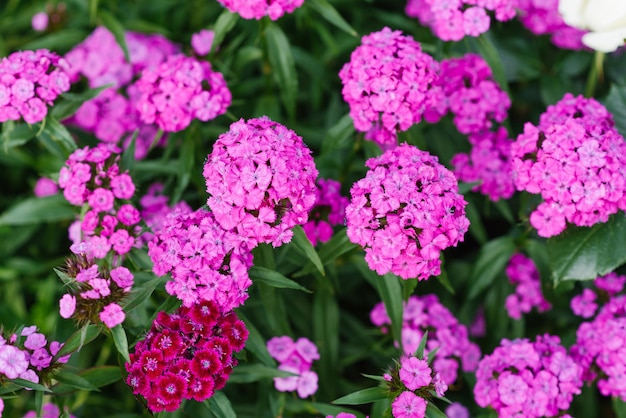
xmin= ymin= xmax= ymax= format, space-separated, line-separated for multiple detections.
xmin=265 ymin=23 xmax=298 ymax=119
xmin=54 ymin=370 xmax=100 ymax=391
xmin=100 ymin=10 xmax=130 ymax=62
xmin=292 ymin=225 xmax=325 ymax=276
xmin=249 ymin=266 xmax=312 ymax=292
xmin=111 ymin=324 xmax=130 ymax=363
xmin=205 ymin=391 xmax=236 ymax=418
xmin=468 ymin=236 xmax=516 ymax=299
xmin=333 ymin=387 xmax=387 ymax=405
xmin=54 ymin=324 xmax=100 ymax=359
xmin=308 ymin=0 xmax=358 ymax=37
xmin=0 ymin=195 xmax=75 ymax=226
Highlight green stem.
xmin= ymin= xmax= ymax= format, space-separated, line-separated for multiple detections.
xmin=584 ymin=51 xmax=605 ymax=98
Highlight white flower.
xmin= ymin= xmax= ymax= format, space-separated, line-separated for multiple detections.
xmin=559 ymin=0 xmax=626 ymax=52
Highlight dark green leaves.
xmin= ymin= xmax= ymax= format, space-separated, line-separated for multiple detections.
xmin=468 ymin=236 xmax=517 ymax=299
xmin=111 ymin=324 xmax=130 ymax=363
xmin=265 ymin=23 xmax=298 ymax=119
xmin=604 ymin=84 xmax=626 ymax=138
xmin=54 ymin=324 xmax=101 ymax=359
xmin=292 ymin=225 xmax=325 ymax=276
xmin=249 ymin=266 xmax=312 ymax=292
xmin=332 ymin=387 xmax=387 ymax=405
xmin=307 ymin=0 xmax=358 ymax=37
xmin=99 ymin=10 xmax=130 ymax=62
xmin=0 ymin=195 xmax=76 ymax=226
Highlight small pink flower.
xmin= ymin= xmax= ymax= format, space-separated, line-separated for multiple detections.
xmin=296 ymin=370 xmax=318 ymax=398
xmin=100 ymin=303 xmax=125 ymax=328
xmin=34 ymin=177 xmax=58 ymax=197
xmin=391 ymin=390 xmax=427 ymax=418
xmin=191 ymin=29 xmax=215 ymax=56
xmin=399 ymin=356 xmax=432 ymax=390
xmin=0 ymin=344 xmax=29 ymax=379
xmin=31 ymin=12 xmax=49 ymax=32
xmin=59 ymin=294 xmax=76 ymax=319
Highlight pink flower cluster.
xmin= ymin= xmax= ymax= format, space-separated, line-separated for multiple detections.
xmin=139 ymin=182 xmax=192 ymax=244
xmin=148 ymin=207 xmax=253 ymax=312
xmin=445 ymin=403 xmax=470 ymax=418
xmin=266 ymin=336 xmax=319 ymax=398
xmin=346 ymin=144 xmax=469 ymax=280
xmin=216 ymin=0 xmax=304 ymax=20
xmin=405 ymin=0 xmax=516 ymax=41
xmin=474 ymin=335 xmax=582 ymax=417
xmin=126 ymin=301 xmax=248 ymax=412
xmin=134 ymin=53 xmax=231 ymax=132
xmin=516 ymin=0 xmax=586 ymax=50
xmin=58 ymin=143 xmax=140 ymax=260
xmin=0 ymin=325 xmax=70 ymax=385
xmin=371 ymin=294 xmax=481 ymax=386
xmin=451 ymin=127 xmax=515 ymax=201
xmin=504 ymin=253 xmax=551 ymax=319
xmin=511 ymin=94 xmax=626 ymax=237
xmin=23 ymin=403 xmax=76 ymax=418
xmin=0 ymin=49 xmax=71 ymax=124
xmin=570 ymin=272 xmax=625 ymax=318
xmin=303 ymin=178 xmax=348 ymax=246
xmin=203 ymin=117 xmax=318 ymax=248
xmin=339 ymin=27 xmax=439 ymax=148
xmin=426 ymin=54 xmax=510 ymax=135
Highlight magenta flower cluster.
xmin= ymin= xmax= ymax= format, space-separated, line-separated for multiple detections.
xmin=371 ymin=294 xmax=480 ymax=386
xmin=570 ymin=272 xmax=625 ymax=318
xmin=266 ymin=336 xmax=320 ymax=398
xmin=216 ymin=0 xmax=304 ymax=20
xmin=23 ymin=403 xmax=76 ymax=418
xmin=504 ymin=253 xmax=551 ymax=319
xmin=339 ymin=27 xmax=439 ymax=148
xmin=0 ymin=325 xmax=70 ymax=385
xmin=138 ymin=182 xmax=192 ymax=245
xmin=134 ymin=53 xmax=231 ymax=132
xmin=405 ymin=0 xmax=516 ymax=41
xmin=511 ymin=93 xmax=626 ymax=237
xmin=302 ymin=178 xmax=348 ymax=246
xmin=148 ymin=207 xmax=253 ymax=312
xmin=451 ymin=127 xmax=515 ymax=201
xmin=346 ymin=143 xmax=469 ymax=280
xmin=474 ymin=334 xmax=582 ymax=417
xmin=0 ymin=49 xmax=71 ymax=124
xmin=58 ymin=143 xmax=140 ymax=260
xmin=426 ymin=54 xmax=510 ymax=135
xmin=203 ymin=117 xmax=318 ymax=248
xmin=516 ymin=0 xmax=586 ymax=50
xmin=126 ymin=301 xmax=248 ymax=412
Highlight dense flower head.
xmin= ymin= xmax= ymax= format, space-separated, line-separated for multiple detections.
xmin=504 ymin=253 xmax=551 ymax=319
xmin=405 ymin=0 xmax=516 ymax=42
xmin=425 ymin=54 xmax=510 ymax=135
xmin=516 ymin=0 xmax=586 ymax=50
xmin=510 ymin=93 xmax=626 ymax=237
xmin=0 ymin=49 xmax=71 ymax=123
xmin=338 ymin=27 xmax=439 ymax=148
xmin=371 ymin=294 xmax=480 ymax=386
xmin=451 ymin=127 xmax=515 ymax=201
xmin=267 ymin=336 xmax=319 ymax=398
xmin=23 ymin=403 xmax=76 ymax=418
xmin=126 ymin=301 xmax=248 ymax=412
xmin=474 ymin=334 xmax=583 ymax=417
xmin=133 ymin=53 xmax=230 ymax=132
xmin=139 ymin=182 xmax=192 ymax=244
xmin=216 ymin=0 xmax=304 ymax=20
xmin=148 ymin=207 xmax=253 ymax=312
xmin=346 ymin=143 xmax=469 ymax=280
xmin=203 ymin=117 xmax=318 ymax=247
xmin=302 ymin=178 xmax=348 ymax=246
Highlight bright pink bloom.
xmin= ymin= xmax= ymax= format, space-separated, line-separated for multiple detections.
xmin=100 ymin=303 xmax=125 ymax=328
xmin=399 ymin=357 xmax=432 ymax=390
xmin=391 ymin=390 xmax=427 ymax=418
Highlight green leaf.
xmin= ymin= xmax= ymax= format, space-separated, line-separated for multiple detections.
xmin=2 ymin=121 xmax=38 ymax=150
xmin=468 ymin=236 xmax=517 ymax=299
xmin=436 ymin=268 xmax=455 ymax=295
xmin=415 ymin=331 xmax=428 ymax=359
xmin=13 ymin=378 xmax=52 ymax=393
xmin=614 ymin=398 xmax=626 ymax=418
xmin=111 ymin=325 xmax=130 ymax=363
xmin=51 ymin=85 xmax=110 ymax=121
xmin=425 ymin=402 xmax=448 ymax=418
xmin=205 ymin=391 xmax=236 ymax=418
xmin=265 ymin=23 xmax=298 ymax=119
xmin=361 ymin=373 xmax=386 ymax=382
xmin=120 ymin=130 xmax=138 ymax=172
xmin=238 ymin=311 xmax=275 ymax=367
xmin=332 ymin=387 xmax=387 ymax=405
xmin=21 ymin=29 xmax=89 ymax=51
xmin=99 ymin=10 xmax=130 ymax=62
xmin=473 ymin=34 xmax=511 ymax=97
xmin=307 ymin=0 xmax=358 ymax=37
xmin=212 ymin=9 xmax=239 ymax=49
xmin=292 ymin=225 xmax=325 ymax=276
xmin=122 ymin=275 xmax=164 ymax=312
xmin=228 ymin=364 xmax=296 ymax=383
xmin=548 ymin=214 xmax=626 ymax=284
xmin=0 ymin=194 xmax=75 ymax=226
xmin=172 ymin=135 xmax=194 ymax=203
xmin=402 ymin=278 xmax=418 ymax=300
xmin=604 ymin=84 xmax=626 ymax=138
xmin=249 ymin=266 xmax=312 ymax=292
xmin=378 ymin=274 xmax=404 ymax=350
xmin=54 ymin=370 xmax=100 ymax=391
xmin=79 ymin=366 xmax=122 ymax=388
xmin=458 ymin=181 xmax=481 ymax=195
xmin=54 ymin=268 xmax=73 ymax=286
xmin=54 ymin=324 xmax=101 ymax=359
xmin=37 ymin=116 xmax=77 ymax=153
xmin=313 ymin=286 xmax=340 ymax=399
xmin=321 ymin=113 xmax=356 ymax=155
xmin=317 ymin=227 xmax=358 ymax=265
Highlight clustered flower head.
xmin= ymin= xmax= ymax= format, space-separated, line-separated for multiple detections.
xmin=516 ymin=0 xmax=586 ymax=50
xmin=203 ymin=117 xmax=318 ymax=248
xmin=371 ymin=294 xmax=481 ymax=386
xmin=266 ymin=336 xmax=319 ymax=398
xmin=0 ymin=49 xmax=71 ymax=124
xmin=451 ymin=127 xmax=515 ymax=201
xmin=126 ymin=301 xmax=248 ymax=412
xmin=425 ymin=54 xmax=510 ymax=135
xmin=511 ymin=93 xmax=626 ymax=237
xmin=23 ymin=403 xmax=76 ymax=418
xmin=339 ymin=27 xmax=439 ymax=149
xmin=474 ymin=334 xmax=582 ymax=417
xmin=216 ymin=0 xmax=304 ymax=20
xmin=58 ymin=255 xmax=133 ymax=328
xmin=138 ymin=182 xmax=192 ymax=244
xmin=570 ymin=272 xmax=626 ymax=318
xmin=147 ymin=207 xmax=253 ymax=312
xmin=58 ymin=143 xmax=140 ymax=260
xmin=346 ymin=144 xmax=469 ymax=280
xmin=0 ymin=325 xmax=70 ymax=387
xmin=133 ymin=53 xmax=231 ymax=132
xmin=504 ymin=253 xmax=551 ymax=319
xmin=302 ymin=178 xmax=348 ymax=246
xmin=405 ymin=0 xmax=516 ymax=42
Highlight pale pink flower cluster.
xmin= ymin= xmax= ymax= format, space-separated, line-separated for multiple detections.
xmin=511 ymin=94 xmax=626 ymax=237
xmin=216 ymin=0 xmax=304 ymax=20
xmin=148 ymin=207 xmax=253 ymax=312
xmin=516 ymin=0 xmax=586 ymax=50
xmin=345 ymin=144 xmax=469 ymax=280
xmin=371 ymin=294 xmax=481 ymax=386
xmin=504 ymin=253 xmax=551 ymax=319
xmin=0 ymin=49 xmax=71 ymax=124
xmin=339 ymin=27 xmax=439 ymax=149
xmin=267 ymin=336 xmax=319 ymax=398
xmin=203 ymin=117 xmax=318 ymax=248
xmin=405 ymin=0 xmax=516 ymax=41
xmin=302 ymin=178 xmax=348 ymax=246
xmin=474 ymin=335 xmax=582 ymax=417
